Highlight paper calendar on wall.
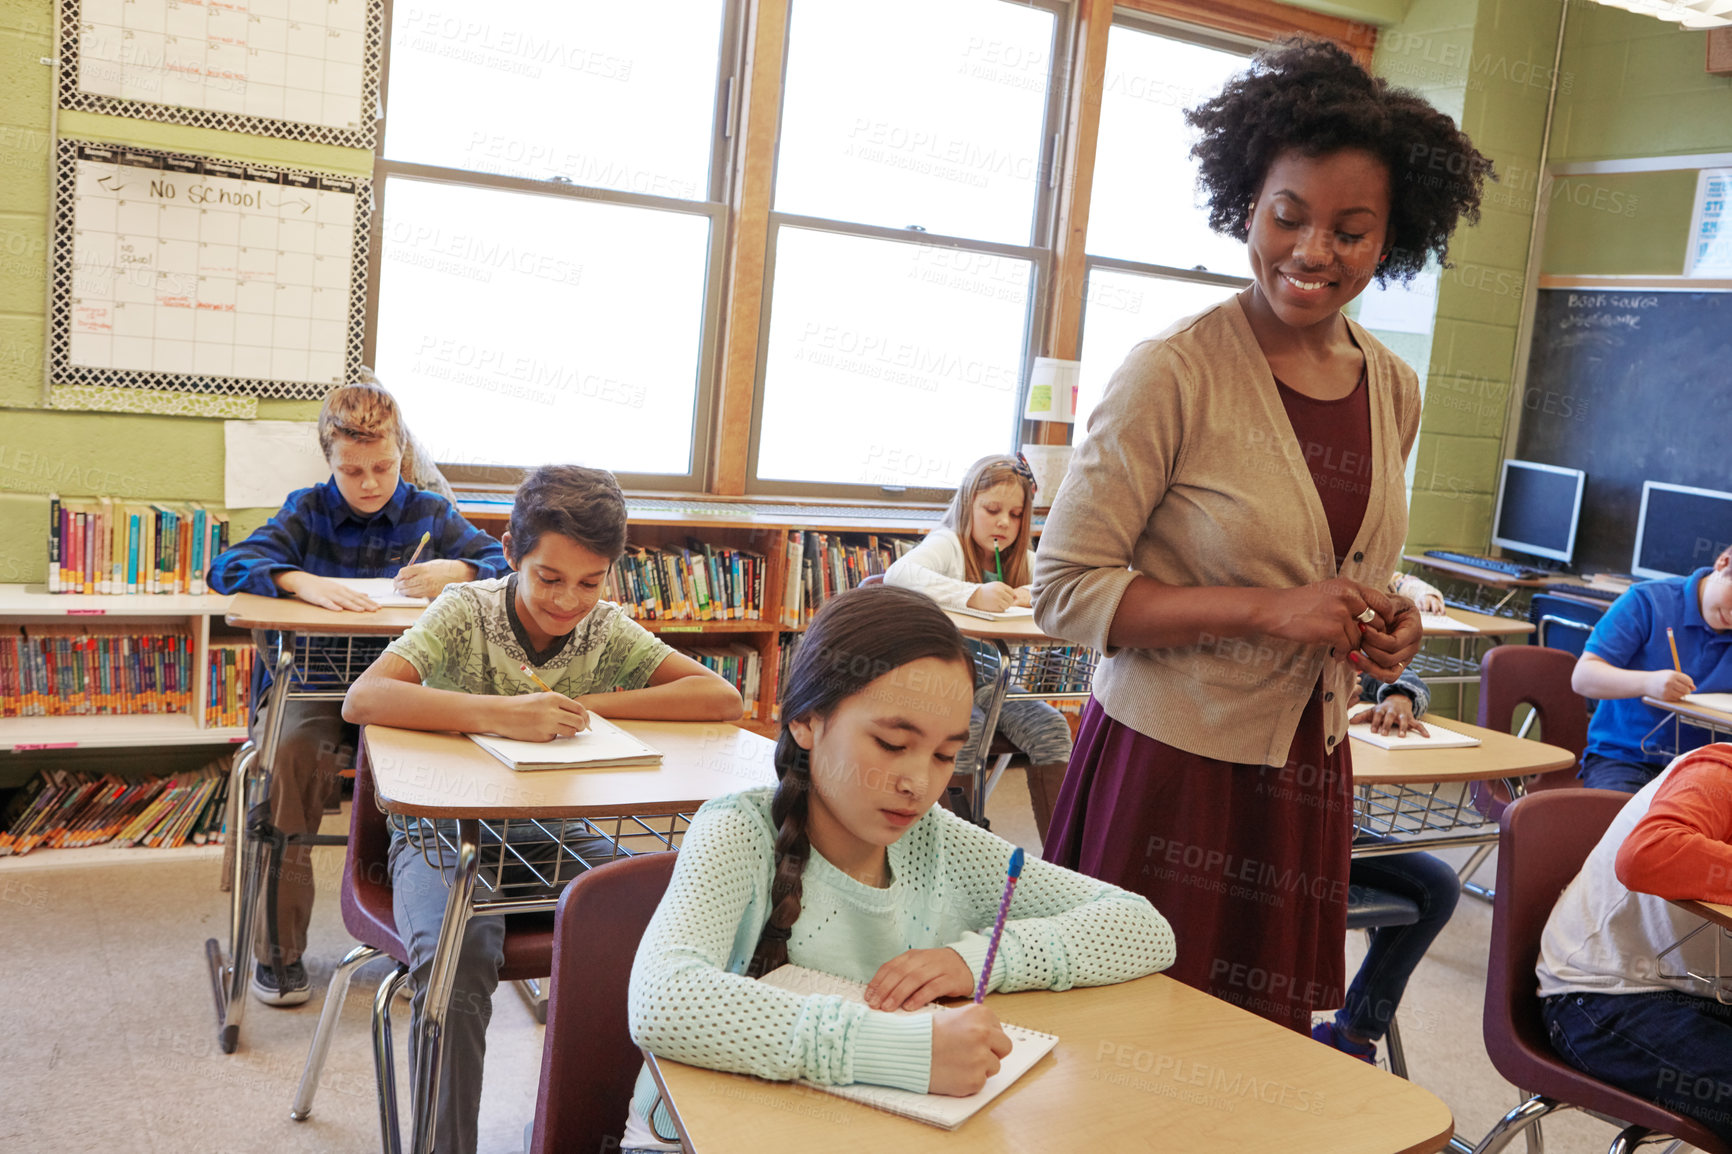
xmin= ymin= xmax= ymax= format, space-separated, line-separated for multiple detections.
xmin=50 ymin=140 xmax=370 ymax=400
xmin=57 ymin=0 xmax=383 ymax=149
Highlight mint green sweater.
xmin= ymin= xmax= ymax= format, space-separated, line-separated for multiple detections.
xmin=626 ymin=789 xmax=1177 ymax=1140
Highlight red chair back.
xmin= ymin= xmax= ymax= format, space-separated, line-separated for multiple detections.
xmin=342 ymin=742 xmax=405 ymax=955
xmin=1473 ymin=645 xmax=1590 ymax=819
xmin=1487 ymin=790 xmax=1732 ymax=1153
xmin=529 ymin=852 xmax=679 ymax=1154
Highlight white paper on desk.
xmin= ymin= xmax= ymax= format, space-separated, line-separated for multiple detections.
xmin=1683 ymin=693 xmax=1732 ymax=714
xmin=333 ymin=577 xmax=429 ymax=608
xmin=757 ymin=964 xmax=1057 ymax=1130
xmin=1348 ymin=720 xmax=1482 ymax=750
xmin=224 ymin=420 xmax=331 ymax=509
xmin=467 ymin=714 xmax=662 ymax=771
xmin=1420 ymin=613 xmax=1475 ymax=633
xmin=951 ymin=605 xmax=1034 ymax=621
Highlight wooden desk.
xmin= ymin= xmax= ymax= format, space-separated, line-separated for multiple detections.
xmin=1349 ymin=721 xmax=1573 ymax=858
xmin=204 ymin=593 xmax=430 ymax=1056
xmin=941 ymin=610 xmax=1094 ymax=825
xmin=646 ymin=973 xmax=1454 ymax=1154
xmin=364 ymin=720 xmax=777 ymax=1154
xmin=1643 ymin=695 xmax=1732 ymax=743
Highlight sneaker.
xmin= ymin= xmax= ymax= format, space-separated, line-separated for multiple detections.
xmin=251 ymin=960 xmax=311 ymax=1007
xmin=1311 ymin=1019 xmax=1377 ymax=1064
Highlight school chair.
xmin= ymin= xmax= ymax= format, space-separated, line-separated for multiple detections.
xmin=1345 ymin=884 xmax=1417 ymax=1078
xmin=288 ymin=741 xmax=555 ymax=1152
xmin=1459 ymin=645 xmax=1591 ymax=898
xmin=1472 ymin=789 xmax=1732 ymax=1154
xmin=1528 ymin=591 xmax=1604 ymax=657
xmin=527 ymin=851 xmax=679 ymax=1154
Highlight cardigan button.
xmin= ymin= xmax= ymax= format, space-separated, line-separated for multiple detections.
xmin=1323 ymin=691 xmax=1334 ymax=702
xmin=1352 ymin=551 xmax=1365 ymax=563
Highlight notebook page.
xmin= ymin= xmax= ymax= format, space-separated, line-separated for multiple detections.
xmin=1347 ymin=720 xmax=1482 ymax=750
xmin=1420 ymin=612 xmax=1474 ymax=633
xmin=758 ymin=963 xmax=1058 ymax=1130
xmin=331 ymin=577 xmax=428 ymax=607
xmin=466 ymin=714 xmax=662 ymax=770
xmin=1683 ymin=692 xmax=1732 ymax=714
xmin=950 ymin=605 xmax=1034 ymax=621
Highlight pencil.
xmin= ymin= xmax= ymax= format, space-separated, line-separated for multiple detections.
xmin=404 ymin=530 xmax=431 ymax=569
xmin=993 ymin=543 xmax=1004 ymax=583
xmin=519 ymin=662 xmax=554 ymax=693
xmin=1668 ymin=626 xmax=1682 ymax=673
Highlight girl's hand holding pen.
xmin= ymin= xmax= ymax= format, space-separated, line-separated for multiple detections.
xmin=928 ymin=1004 xmax=1013 ymax=1097
xmin=494 ymin=692 xmax=590 ymax=741
xmin=967 ymin=582 xmax=1018 ymax=612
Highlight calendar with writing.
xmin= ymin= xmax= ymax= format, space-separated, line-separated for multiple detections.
xmin=51 ymin=141 xmax=369 ymax=400
xmin=58 ymin=0 xmax=382 ymax=148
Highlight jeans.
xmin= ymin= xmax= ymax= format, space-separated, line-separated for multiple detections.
xmin=1543 ymin=989 xmax=1732 ymax=1145
xmin=1579 ymin=752 xmax=1661 ymax=794
xmin=1337 ymin=841 xmax=1461 ymax=1042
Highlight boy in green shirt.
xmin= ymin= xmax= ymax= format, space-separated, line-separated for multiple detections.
xmin=345 ymin=464 xmax=741 ymax=1154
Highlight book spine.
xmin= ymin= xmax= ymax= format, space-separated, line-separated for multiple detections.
xmin=47 ymin=494 xmax=61 ymax=593
xmin=190 ymin=506 xmax=207 ymax=596
xmin=126 ymin=512 xmax=139 ymax=594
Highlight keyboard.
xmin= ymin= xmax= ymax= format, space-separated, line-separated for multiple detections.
xmin=1550 ymin=583 xmax=1623 ymax=603
xmin=1422 ymin=550 xmax=1543 ymax=579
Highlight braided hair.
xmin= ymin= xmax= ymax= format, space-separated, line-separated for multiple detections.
xmin=745 ymin=584 xmax=973 ymax=977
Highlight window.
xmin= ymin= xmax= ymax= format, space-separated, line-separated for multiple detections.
xmin=365 ymin=1 xmax=737 ymax=488
xmin=747 ymin=0 xmax=1069 ymax=497
xmin=1074 ymin=18 xmax=1256 ymax=433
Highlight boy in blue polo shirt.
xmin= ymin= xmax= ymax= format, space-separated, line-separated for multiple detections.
xmin=208 ymin=379 xmax=508 ymax=1005
xmin=1571 ymin=545 xmax=1732 ymax=792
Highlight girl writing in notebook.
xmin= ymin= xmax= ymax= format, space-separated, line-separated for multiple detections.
xmin=884 ymin=454 xmax=1075 ymax=840
xmin=623 ymin=585 xmax=1175 ymax=1153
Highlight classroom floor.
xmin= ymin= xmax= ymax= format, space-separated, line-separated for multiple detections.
xmin=0 ymin=773 xmax=1658 ymax=1154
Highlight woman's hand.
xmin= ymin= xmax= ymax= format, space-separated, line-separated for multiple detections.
xmin=865 ymin=948 xmax=977 ymax=1011
xmin=928 ymin=1003 xmax=1013 ymax=1096
xmin=393 ymin=559 xmax=475 ymax=599
xmin=1356 ymin=594 xmax=1423 ymax=683
xmin=1348 ymin=694 xmax=1429 ymax=737
xmin=968 ymin=582 xmax=1017 ymax=612
xmin=489 ymin=692 xmax=590 ymax=741
xmin=1259 ymin=579 xmax=1395 ymax=658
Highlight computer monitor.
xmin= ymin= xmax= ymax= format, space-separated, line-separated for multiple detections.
xmin=1632 ymin=481 xmax=1732 ymax=580
xmin=1490 ymin=459 xmax=1586 ymax=565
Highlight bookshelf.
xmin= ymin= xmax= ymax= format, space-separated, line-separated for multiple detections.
xmin=459 ymin=498 xmax=957 ymax=735
xmin=0 ymin=585 xmax=248 ymax=758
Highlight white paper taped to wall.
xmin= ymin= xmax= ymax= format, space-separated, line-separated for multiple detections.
xmin=224 ymin=420 xmax=330 ymax=509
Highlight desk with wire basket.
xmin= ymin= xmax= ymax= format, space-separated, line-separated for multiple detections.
xmin=363 ymin=719 xmax=777 ymax=1154
xmin=202 ymin=593 xmax=426 ymax=1056
xmin=942 ymin=610 xmax=1097 ymax=825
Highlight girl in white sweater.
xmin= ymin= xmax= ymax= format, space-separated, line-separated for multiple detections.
xmin=885 ymin=454 xmax=1075 ymax=838
xmin=621 ymin=585 xmax=1175 ymax=1152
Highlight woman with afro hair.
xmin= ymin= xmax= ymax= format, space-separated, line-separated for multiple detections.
xmin=1032 ymin=38 xmax=1490 ymax=1036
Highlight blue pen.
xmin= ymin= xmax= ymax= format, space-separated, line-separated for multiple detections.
xmin=974 ymin=846 xmax=1025 ymax=1003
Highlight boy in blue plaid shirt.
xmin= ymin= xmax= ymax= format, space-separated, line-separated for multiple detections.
xmin=208 ymin=379 xmax=507 ymax=1006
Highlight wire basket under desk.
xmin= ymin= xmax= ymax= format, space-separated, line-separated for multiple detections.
xmin=388 ymin=810 xmax=692 ymax=896
xmin=1354 ymin=780 xmax=1493 ymax=842
xmin=1000 ymin=643 xmax=1100 ymax=697
xmin=258 ymin=632 xmax=393 ymax=694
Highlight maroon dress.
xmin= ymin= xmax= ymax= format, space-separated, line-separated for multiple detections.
xmin=1046 ymin=368 xmax=1373 ymax=1034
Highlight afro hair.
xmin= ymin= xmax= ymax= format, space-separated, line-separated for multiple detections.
xmin=1184 ymin=38 xmax=1493 ymax=284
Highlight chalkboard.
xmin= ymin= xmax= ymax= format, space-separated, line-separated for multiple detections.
xmin=1517 ymin=288 xmax=1732 ymax=574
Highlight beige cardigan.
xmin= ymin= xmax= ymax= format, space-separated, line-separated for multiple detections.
xmin=1032 ymin=296 xmax=1421 ymax=768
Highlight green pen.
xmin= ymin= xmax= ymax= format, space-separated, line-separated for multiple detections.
xmin=993 ymin=543 xmax=1005 ymax=583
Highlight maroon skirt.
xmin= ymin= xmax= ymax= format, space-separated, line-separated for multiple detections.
xmin=1046 ymin=692 xmax=1353 ymax=1033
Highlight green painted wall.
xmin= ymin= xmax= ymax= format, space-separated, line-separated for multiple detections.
xmin=1537 ymin=3 xmax=1732 ymax=278
xmin=0 ymin=0 xmax=370 ymax=583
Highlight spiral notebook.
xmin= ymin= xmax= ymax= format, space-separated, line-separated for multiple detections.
xmin=758 ymin=963 xmax=1058 ymax=1130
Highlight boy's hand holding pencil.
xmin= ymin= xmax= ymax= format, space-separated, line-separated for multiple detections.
xmin=392 ymin=532 xmax=478 ymax=599
xmin=492 ymin=663 xmax=591 ymax=741
xmin=1648 ymin=629 xmax=1696 ymax=700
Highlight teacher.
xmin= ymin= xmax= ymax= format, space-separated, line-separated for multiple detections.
xmin=1032 ymin=39 xmax=1491 ymax=1033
